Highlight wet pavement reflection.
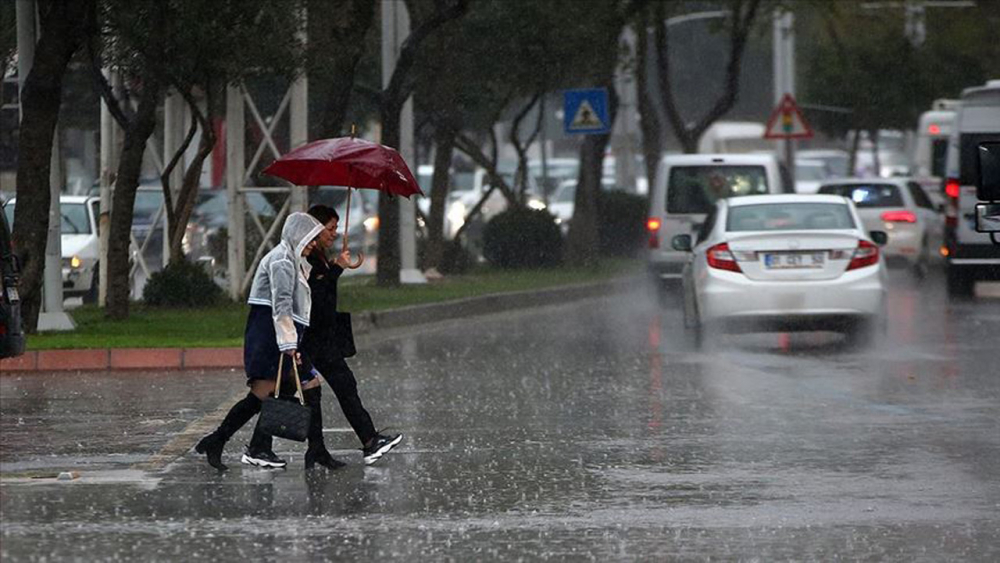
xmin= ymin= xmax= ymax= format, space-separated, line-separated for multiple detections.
xmin=2 ymin=269 xmax=999 ymax=560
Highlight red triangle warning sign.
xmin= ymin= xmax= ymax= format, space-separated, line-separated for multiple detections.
xmin=764 ymin=94 xmax=813 ymax=139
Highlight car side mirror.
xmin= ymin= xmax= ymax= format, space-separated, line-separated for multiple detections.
xmin=869 ymin=230 xmax=888 ymax=246
xmin=975 ymin=203 xmax=1000 ymax=233
xmin=671 ymin=234 xmax=692 ymax=252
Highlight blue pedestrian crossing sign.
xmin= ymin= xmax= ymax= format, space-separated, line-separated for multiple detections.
xmin=564 ymin=88 xmax=610 ymax=135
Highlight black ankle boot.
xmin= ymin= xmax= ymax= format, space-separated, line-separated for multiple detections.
xmin=303 ymin=387 xmax=345 ymax=470
xmin=195 ymin=392 xmax=262 ymax=471
xmin=195 ymin=432 xmax=227 ymax=471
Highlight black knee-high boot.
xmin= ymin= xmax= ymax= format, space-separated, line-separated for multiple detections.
xmin=303 ymin=387 xmax=345 ymax=470
xmin=195 ymin=392 xmax=262 ymax=471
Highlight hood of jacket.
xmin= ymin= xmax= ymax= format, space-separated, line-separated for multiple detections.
xmin=282 ymin=212 xmax=324 ymax=263
xmin=246 ymin=212 xmax=324 ymax=351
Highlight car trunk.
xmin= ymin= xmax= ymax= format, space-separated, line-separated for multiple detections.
xmin=726 ymin=231 xmax=860 ymax=281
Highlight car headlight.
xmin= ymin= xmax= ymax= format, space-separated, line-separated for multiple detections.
xmin=527 ymin=198 xmax=547 ymax=211
xmin=364 ymin=216 xmax=379 ymax=232
xmin=70 ymin=255 xmax=82 ymax=269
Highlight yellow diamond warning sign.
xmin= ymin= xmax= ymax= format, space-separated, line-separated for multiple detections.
xmin=764 ymin=94 xmax=813 ymax=140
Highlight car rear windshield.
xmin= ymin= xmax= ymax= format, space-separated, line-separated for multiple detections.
xmin=726 ymin=202 xmax=856 ymax=231
xmin=666 ymin=165 xmax=769 ymax=214
xmin=817 ymin=184 xmax=904 ymax=207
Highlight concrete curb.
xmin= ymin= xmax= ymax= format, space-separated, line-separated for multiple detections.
xmin=0 ymin=277 xmax=634 ymax=373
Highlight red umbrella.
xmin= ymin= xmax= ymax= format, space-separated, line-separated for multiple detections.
xmin=263 ymin=136 xmax=423 ymax=268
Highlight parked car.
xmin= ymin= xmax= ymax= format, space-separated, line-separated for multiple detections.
xmin=528 ymin=157 xmax=579 ymax=196
xmin=4 ymin=195 xmax=101 ymax=302
xmin=817 ymin=179 xmax=942 ymax=275
xmin=1 ymin=196 xmax=25 ymax=359
xmin=942 ymin=79 xmax=1000 ymax=296
xmin=548 ymin=177 xmax=618 ymax=233
xmin=672 ymin=194 xmax=888 ymax=342
xmin=419 ymin=162 xmax=545 ymax=241
xmin=647 ymin=152 xmax=792 ymax=286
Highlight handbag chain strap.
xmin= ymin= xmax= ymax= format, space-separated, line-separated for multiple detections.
xmin=275 ymin=353 xmax=306 ymax=405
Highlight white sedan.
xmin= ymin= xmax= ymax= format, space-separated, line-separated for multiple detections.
xmin=672 ymin=194 xmax=888 ymax=342
xmin=817 ymin=178 xmax=943 ymax=276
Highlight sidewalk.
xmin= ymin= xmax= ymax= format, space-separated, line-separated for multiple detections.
xmin=1 ymin=278 xmax=632 ymax=372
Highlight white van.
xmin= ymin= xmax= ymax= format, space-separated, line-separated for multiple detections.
xmin=696 ymin=121 xmax=772 ymax=154
xmin=942 ymin=80 xmax=1000 ymax=296
xmin=647 ymin=153 xmax=791 ymax=283
xmin=913 ymin=99 xmax=959 ymax=207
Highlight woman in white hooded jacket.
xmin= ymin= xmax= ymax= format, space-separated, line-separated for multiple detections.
xmin=196 ymin=212 xmax=325 ymax=471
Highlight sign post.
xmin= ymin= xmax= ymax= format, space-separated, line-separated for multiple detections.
xmin=764 ymin=93 xmax=813 ymax=190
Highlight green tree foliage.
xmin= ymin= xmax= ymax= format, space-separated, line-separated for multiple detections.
xmin=800 ymin=0 xmax=1000 ymax=140
xmin=142 ymin=259 xmax=224 ymax=307
xmin=483 ymin=207 xmax=562 ymax=269
xmin=92 ymin=0 xmax=303 ymax=319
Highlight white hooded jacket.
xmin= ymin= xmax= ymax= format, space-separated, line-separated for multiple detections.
xmin=247 ymin=212 xmax=324 ymax=351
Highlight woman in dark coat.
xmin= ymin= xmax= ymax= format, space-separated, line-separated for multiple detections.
xmin=302 ymin=204 xmax=402 ymax=465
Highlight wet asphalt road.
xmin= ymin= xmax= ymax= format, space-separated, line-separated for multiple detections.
xmin=2 ymin=267 xmax=999 ymax=561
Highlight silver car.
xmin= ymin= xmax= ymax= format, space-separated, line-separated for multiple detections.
xmin=817 ymin=178 xmax=943 ymax=276
xmin=672 ymin=194 xmax=888 ymax=342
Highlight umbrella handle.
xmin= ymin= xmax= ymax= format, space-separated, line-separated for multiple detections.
xmin=345 ymin=251 xmax=365 ymax=269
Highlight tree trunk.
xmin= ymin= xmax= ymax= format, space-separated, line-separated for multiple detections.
xmin=869 ymin=129 xmax=881 ymax=178
xmin=424 ymin=126 xmax=455 ymax=271
xmin=566 ymin=82 xmax=619 ymax=267
xmin=106 ymin=79 xmax=160 ymax=320
xmin=655 ymin=0 xmax=762 ymax=155
xmin=11 ymin=0 xmax=94 ymax=332
xmin=635 ymin=11 xmax=662 ymax=193
xmin=167 ymin=95 xmax=216 ymax=264
xmin=376 ymin=100 xmax=402 ymax=286
xmin=848 ymin=129 xmax=861 ymax=176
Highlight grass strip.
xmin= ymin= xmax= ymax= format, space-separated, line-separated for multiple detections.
xmin=27 ymin=259 xmax=641 ymax=350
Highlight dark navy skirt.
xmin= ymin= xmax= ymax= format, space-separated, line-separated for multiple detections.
xmin=243 ymin=305 xmax=316 ymax=386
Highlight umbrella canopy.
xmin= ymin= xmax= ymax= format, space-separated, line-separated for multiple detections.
xmin=263 ymin=137 xmax=423 ymax=198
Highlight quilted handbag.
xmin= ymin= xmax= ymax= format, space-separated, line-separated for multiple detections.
xmin=258 ymin=354 xmax=311 ymax=442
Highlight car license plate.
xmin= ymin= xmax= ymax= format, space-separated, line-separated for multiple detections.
xmin=763 ymin=252 xmax=825 ymax=269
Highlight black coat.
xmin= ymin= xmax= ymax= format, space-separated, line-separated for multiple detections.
xmin=300 ymin=254 xmax=350 ymax=360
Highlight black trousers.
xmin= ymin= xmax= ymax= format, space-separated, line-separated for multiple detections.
xmin=312 ymin=355 xmax=377 ymax=446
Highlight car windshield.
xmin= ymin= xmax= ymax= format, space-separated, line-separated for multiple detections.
xmin=3 ymin=202 xmax=93 ymax=234
xmin=667 ymin=165 xmax=769 ymax=213
xmin=133 ymin=190 xmax=164 ymax=224
xmin=727 ymin=202 xmax=856 ymax=231
xmin=818 ymin=184 xmax=904 ymax=207
xmin=422 ymin=171 xmax=477 ymax=194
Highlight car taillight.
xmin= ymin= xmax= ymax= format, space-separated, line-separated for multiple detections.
xmin=847 ymin=240 xmax=879 ymax=270
xmin=647 ymin=218 xmax=661 ymax=249
xmin=945 ymin=178 xmax=960 ymax=199
xmin=880 ymin=210 xmax=916 ymax=223
xmin=706 ymin=242 xmax=742 ymax=273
